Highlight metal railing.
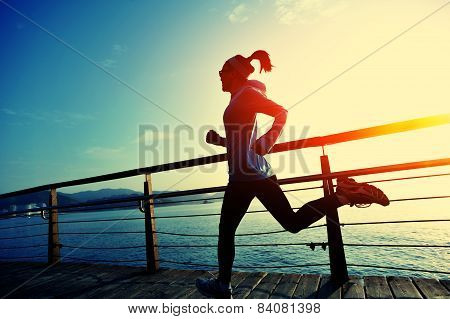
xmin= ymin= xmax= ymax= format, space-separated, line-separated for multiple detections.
xmin=0 ymin=113 xmax=449 ymax=284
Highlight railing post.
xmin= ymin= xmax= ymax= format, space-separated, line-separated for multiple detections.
xmin=144 ymin=173 xmax=159 ymax=273
xmin=48 ymin=188 xmax=61 ymax=265
xmin=320 ymin=154 xmax=349 ymax=285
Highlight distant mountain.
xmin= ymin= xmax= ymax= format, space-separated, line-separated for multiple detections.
xmin=0 ymin=188 xmax=223 ymax=215
xmin=63 ymin=188 xmax=142 ymax=202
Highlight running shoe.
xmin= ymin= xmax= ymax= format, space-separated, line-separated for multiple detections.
xmin=195 ymin=277 xmax=233 ymax=299
xmin=336 ymin=177 xmax=390 ymax=208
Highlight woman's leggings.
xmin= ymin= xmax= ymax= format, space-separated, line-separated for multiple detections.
xmin=217 ymin=174 xmax=343 ymax=284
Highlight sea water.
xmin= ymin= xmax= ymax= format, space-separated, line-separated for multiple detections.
xmin=0 ymin=198 xmax=448 ymax=280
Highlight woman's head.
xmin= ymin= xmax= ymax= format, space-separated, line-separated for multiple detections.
xmin=219 ymin=50 xmax=273 ymax=93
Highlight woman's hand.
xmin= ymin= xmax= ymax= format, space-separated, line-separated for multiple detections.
xmin=206 ymin=130 xmax=222 ymax=145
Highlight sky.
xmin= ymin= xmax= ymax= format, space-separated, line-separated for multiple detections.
xmin=0 ymin=0 xmax=449 ymax=199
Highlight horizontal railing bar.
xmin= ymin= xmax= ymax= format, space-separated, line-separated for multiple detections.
xmin=0 ymin=173 xmax=450 ymax=221
xmin=391 ymin=195 xmax=450 ymax=202
xmin=340 ymin=219 xmax=450 ymax=227
xmin=360 ymin=172 xmax=450 ymax=185
xmin=1 ymin=242 xmax=446 ymax=251
xmin=343 ymin=243 xmax=450 ymax=248
xmin=272 ymin=113 xmax=450 ymax=152
xmin=1 ymin=114 xmax=448 ymax=198
xmin=156 ymin=243 xmax=450 ymax=248
xmin=0 ymin=155 xmax=227 ymax=199
xmin=152 ymin=219 xmax=450 ymax=237
xmin=0 ymin=197 xmax=145 ymax=218
xmin=37 ymin=242 xmax=449 ymax=250
xmin=2 ymin=157 xmax=448 ymax=218
xmin=150 ymin=195 xmax=449 ymax=219
xmin=278 ymin=158 xmax=450 ymax=186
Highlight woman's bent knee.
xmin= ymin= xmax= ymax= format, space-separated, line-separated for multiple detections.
xmin=284 ymin=224 xmax=302 ymax=234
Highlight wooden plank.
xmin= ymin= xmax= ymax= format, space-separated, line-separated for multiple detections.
xmin=130 ymin=283 xmax=172 ymax=298
xmin=181 ymin=271 xmax=250 ymax=299
xmin=151 ymin=284 xmax=195 ymax=299
xmin=3 ymin=262 xmax=448 ymax=300
xmin=186 ymin=271 xmax=260 ymax=299
xmin=232 ymin=272 xmax=267 ymax=299
xmin=270 ymin=274 xmax=302 ymax=299
xmin=128 ymin=270 xmax=207 ymax=299
xmin=176 ymin=287 xmax=199 ymax=299
xmin=74 ymin=268 xmax=175 ymax=298
xmin=364 ymin=276 xmax=393 ymax=299
xmin=57 ymin=265 xmax=150 ymax=298
xmin=293 ymin=274 xmax=320 ymax=299
xmin=170 ymin=270 xmax=208 ymax=286
xmin=342 ymin=276 xmax=364 ymax=299
xmin=5 ymin=266 xmax=80 ymax=298
xmin=0 ymin=262 xmax=52 ymax=279
xmin=102 ymin=268 xmax=183 ymax=298
xmin=247 ymin=273 xmax=283 ymax=299
xmin=184 ymin=288 xmax=208 ymax=299
xmin=0 ymin=263 xmax=51 ymax=291
xmin=130 ymin=270 xmax=206 ymax=299
xmin=0 ymin=262 xmax=45 ymax=275
xmin=231 ymin=271 xmax=250 ymax=288
xmin=413 ymin=278 xmax=450 ymax=299
xmin=388 ymin=277 xmax=422 ymax=299
xmin=18 ymin=262 xmax=129 ymax=297
xmin=0 ymin=266 xmax=53 ymax=297
xmin=6 ymin=263 xmax=103 ymax=298
xmin=317 ymin=275 xmax=341 ymax=299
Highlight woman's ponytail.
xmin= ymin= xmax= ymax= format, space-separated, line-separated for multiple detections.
xmin=247 ymin=50 xmax=273 ymax=74
xmin=226 ymin=50 xmax=273 ymax=79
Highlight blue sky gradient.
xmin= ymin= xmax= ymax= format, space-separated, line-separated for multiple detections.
xmin=1 ymin=0 xmax=449 ymax=195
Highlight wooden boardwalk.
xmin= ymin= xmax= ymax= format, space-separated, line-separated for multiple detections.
xmin=0 ymin=261 xmax=448 ymax=299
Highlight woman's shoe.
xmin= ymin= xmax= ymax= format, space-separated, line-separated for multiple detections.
xmin=336 ymin=177 xmax=390 ymax=208
xmin=195 ymin=277 xmax=233 ymax=299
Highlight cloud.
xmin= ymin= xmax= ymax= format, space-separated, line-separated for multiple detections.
xmin=64 ymin=112 xmax=95 ymax=121
xmin=112 ymin=44 xmax=128 ymax=56
xmin=101 ymin=58 xmax=117 ymax=68
xmin=1 ymin=107 xmax=17 ymax=115
xmin=83 ymin=146 xmax=124 ymax=159
xmin=1 ymin=107 xmax=94 ymax=126
xmin=228 ymin=3 xmax=249 ymax=24
xmin=100 ymin=43 xmax=128 ymax=68
xmin=275 ymin=0 xmax=346 ymax=25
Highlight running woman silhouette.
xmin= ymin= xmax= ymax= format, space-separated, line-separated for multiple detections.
xmin=195 ymin=50 xmax=389 ymax=299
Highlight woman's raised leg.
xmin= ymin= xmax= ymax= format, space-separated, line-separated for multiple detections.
xmin=255 ymin=175 xmax=343 ymax=233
